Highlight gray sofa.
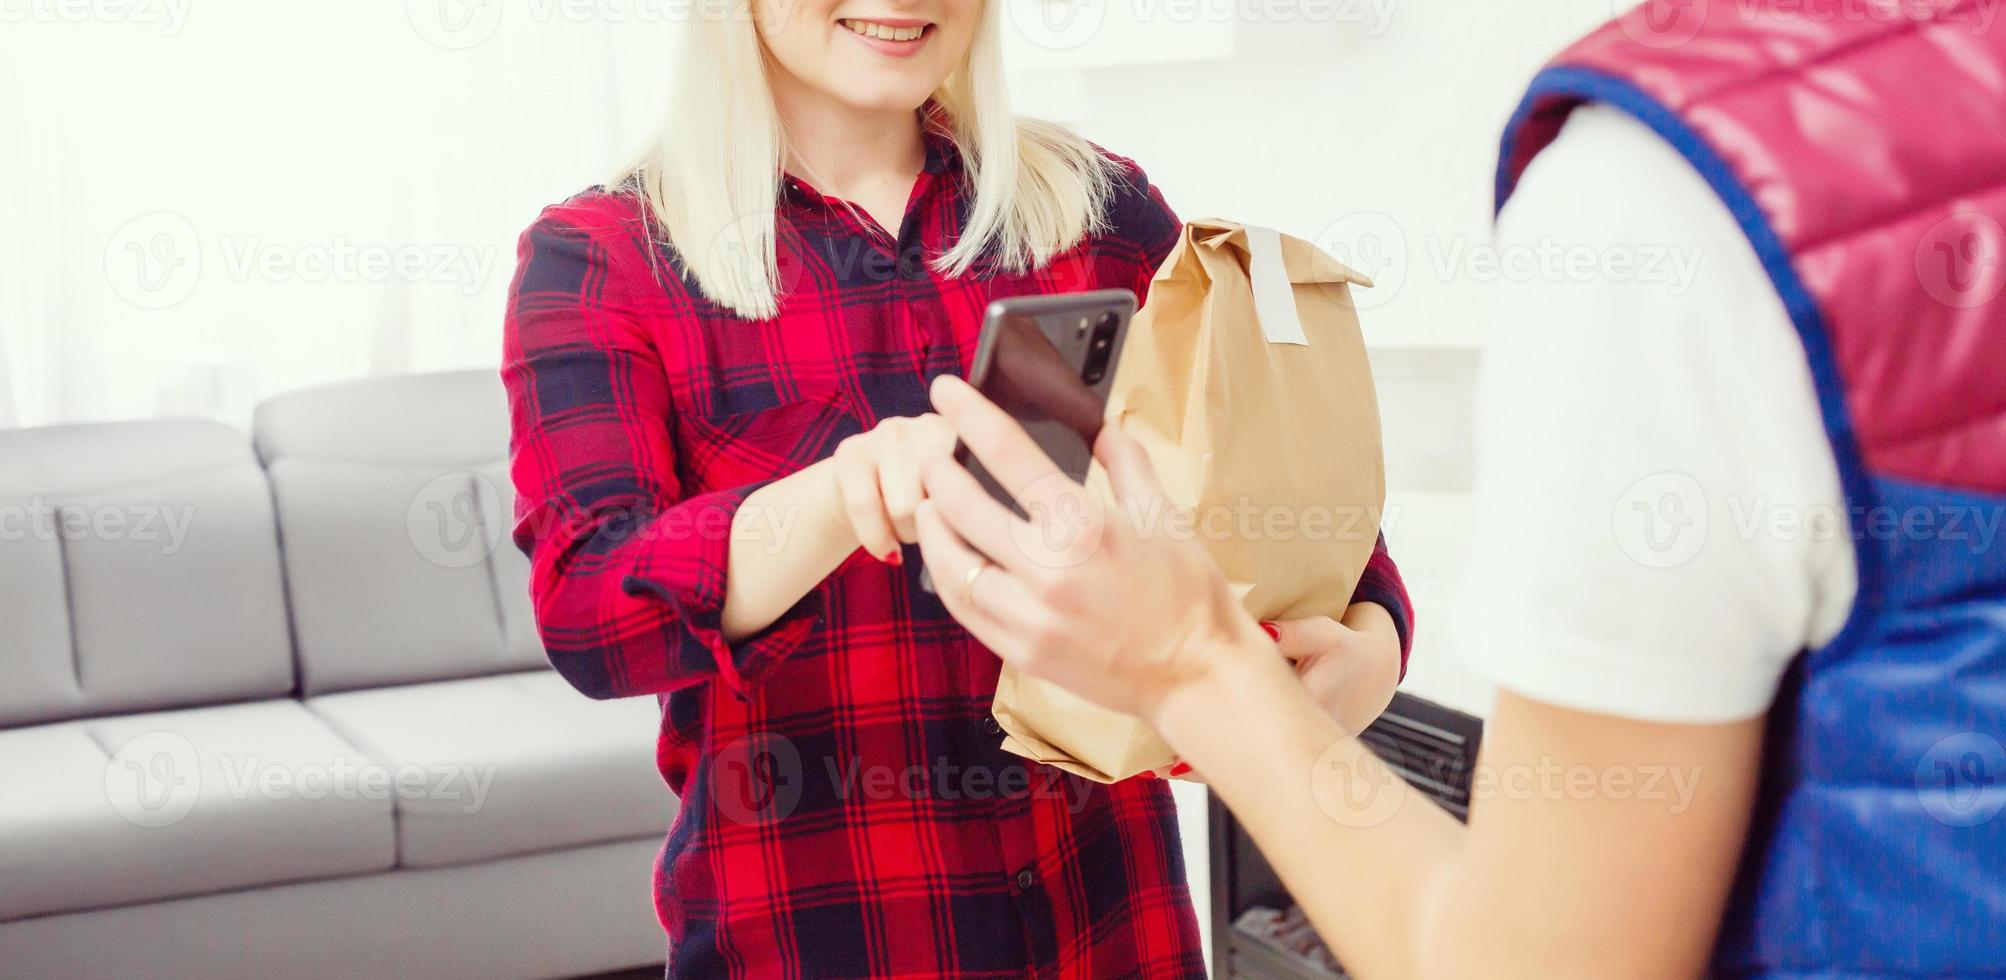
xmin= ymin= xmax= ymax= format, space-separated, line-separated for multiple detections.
xmin=0 ymin=370 xmax=675 ymax=979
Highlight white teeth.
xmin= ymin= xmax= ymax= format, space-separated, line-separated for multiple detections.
xmin=842 ymin=18 xmax=925 ymax=41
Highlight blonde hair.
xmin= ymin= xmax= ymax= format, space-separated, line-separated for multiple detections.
xmin=620 ymin=2 xmax=1118 ymax=320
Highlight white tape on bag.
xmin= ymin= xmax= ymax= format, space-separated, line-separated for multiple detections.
xmin=1244 ymin=224 xmax=1309 ymax=346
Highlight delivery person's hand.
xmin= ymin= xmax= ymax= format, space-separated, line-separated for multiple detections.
xmin=912 ymin=374 xmax=1278 ymax=726
xmin=833 ymin=413 xmax=958 ymax=563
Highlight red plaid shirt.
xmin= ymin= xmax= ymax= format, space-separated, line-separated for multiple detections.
xmin=503 ymin=113 xmax=1412 ymax=978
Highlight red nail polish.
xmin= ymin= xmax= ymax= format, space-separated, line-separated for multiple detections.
xmin=1168 ymin=762 xmax=1193 ymax=777
xmin=885 ymin=550 xmax=904 ymax=566
xmin=1260 ymin=622 xmax=1281 ymax=642
xmin=1137 ymin=770 xmax=1157 ymax=780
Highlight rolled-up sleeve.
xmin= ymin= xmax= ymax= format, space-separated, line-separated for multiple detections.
xmin=502 ymin=204 xmax=821 ymax=700
xmin=1351 ymin=533 xmax=1414 ymax=678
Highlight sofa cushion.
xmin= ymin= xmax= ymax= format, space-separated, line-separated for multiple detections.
xmin=0 ymin=419 xmax=295 ymax=728
xmin=306 ymin=671 xmax=673 ymax=868
xmin=0 ymin=700 xmax=395 ymax=921
xmin=253 ymin=370 xmax=545 ymax=694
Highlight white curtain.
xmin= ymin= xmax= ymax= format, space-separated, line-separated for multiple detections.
xmin=0 ymin=1 xmax=679 ymax=429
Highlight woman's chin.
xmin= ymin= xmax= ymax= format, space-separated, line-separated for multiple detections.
xmin=825 ymin=83 xmax=941 ymax=116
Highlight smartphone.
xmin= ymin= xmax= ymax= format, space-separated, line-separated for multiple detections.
xmin=918 ymin=288 xmax=1136 ymax=594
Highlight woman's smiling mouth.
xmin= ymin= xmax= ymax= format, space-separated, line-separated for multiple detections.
xmin=839 ymin=17 xmax=935 ymax=55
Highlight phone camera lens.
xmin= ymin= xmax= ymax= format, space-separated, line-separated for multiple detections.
xmin=1081 ymin=310 xmax=1118 ymax=385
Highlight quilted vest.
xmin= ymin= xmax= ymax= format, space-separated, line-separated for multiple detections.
xmin=1495 ymin=1 xmax=2006 ymax=974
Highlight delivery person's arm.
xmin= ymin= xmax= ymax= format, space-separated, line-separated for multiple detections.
xmin=911 ymin=373 xmax=1760 ymax=979
xmin=1159 ymin=663 xmax=1762 ymax=980
xmin=910 ymin=106 xmax=1852 ymax=978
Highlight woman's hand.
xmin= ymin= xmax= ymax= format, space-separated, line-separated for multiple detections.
xmin=833 ymin=412 xmax=958 ymax=563
xmin=1163 ymin=608 xmax=1402 ymax=779
xmin=911 ymin=374 xmax=1275 ymax=727
xmin=1271 ymin=606 xmax=1402 ymax=735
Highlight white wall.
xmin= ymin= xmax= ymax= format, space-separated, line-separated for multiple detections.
xmin=0 ymin=2 xmax=678 ymax=429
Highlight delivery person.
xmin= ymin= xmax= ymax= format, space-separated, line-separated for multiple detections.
xmin=909 ymin=0 xmax=2006 ymax=976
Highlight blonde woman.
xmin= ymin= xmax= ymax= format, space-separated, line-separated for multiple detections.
xmin=502 ymin=2 xmax=1412 ymax=975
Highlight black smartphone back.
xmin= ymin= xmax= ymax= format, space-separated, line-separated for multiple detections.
xmin=958 ymin=288 xmax=1137 ymax=517
xmin=916 ymin=289 xmax=1137 ymax=596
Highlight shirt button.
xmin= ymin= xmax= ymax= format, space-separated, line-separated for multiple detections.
xmin=1015 ymin=868 xmax=1038 ymax=891
xmin=982 ymin=716 xmax=1003 ymax=737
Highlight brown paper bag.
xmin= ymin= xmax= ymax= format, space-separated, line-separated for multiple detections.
xmin=993 ymin=218 xmax=1386 ymax=782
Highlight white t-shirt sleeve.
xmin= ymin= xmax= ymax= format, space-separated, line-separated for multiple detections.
xmin=1452 ymin=105 xmax=1858 ymax=725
